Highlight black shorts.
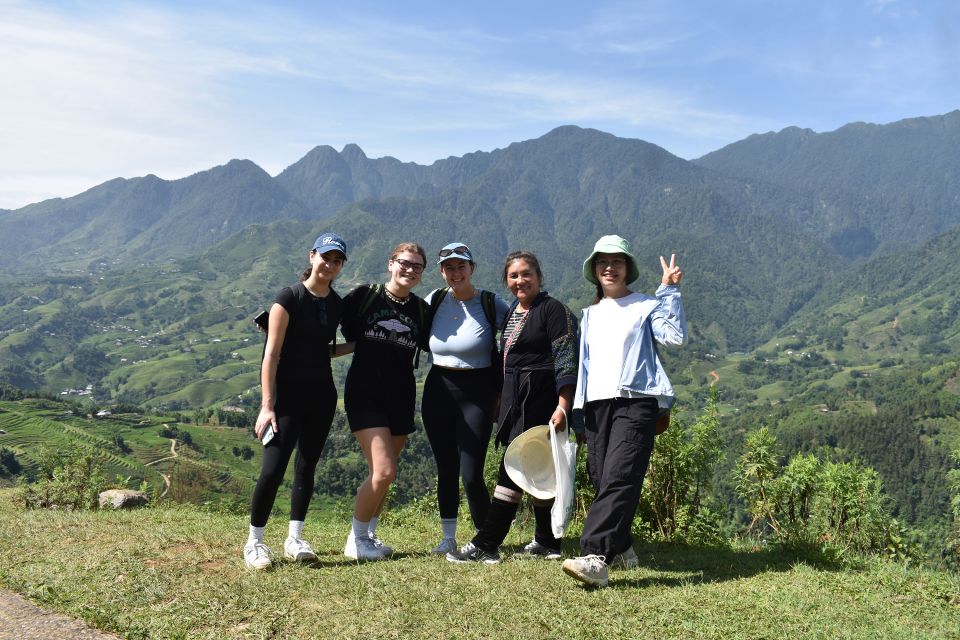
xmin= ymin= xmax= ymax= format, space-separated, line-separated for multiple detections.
xmin=344 ymin=368 xmax=416 ymax=436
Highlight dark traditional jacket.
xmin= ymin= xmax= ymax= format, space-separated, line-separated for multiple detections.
xmin=496 ymin=291 xmax=578 ymax=446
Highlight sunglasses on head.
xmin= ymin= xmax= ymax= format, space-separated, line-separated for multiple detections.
xmin=438 ymin=245 xmax=471 ymax=258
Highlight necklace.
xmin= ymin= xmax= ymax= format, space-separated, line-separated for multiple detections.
xmin=452 ymin=298 xmax=467 ymax=321
xmin=384 ymin=286 xmax=409 ymax=305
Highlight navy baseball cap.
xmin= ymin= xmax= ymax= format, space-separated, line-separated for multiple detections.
xmin=312 ymin=232 xmax=347 ymax=259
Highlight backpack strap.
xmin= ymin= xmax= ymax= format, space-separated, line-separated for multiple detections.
xmin=293 ymin=281 xmax=306 ymax=306
xmin=358 ymin=284 xmax=382 ymax=318
xmin=480 ymin=290 xmax=498 ymax=350
xmin=412 ymin=292 xmax=433 ymax=369
xmin=259 ymin=283 xmax=306 ymax=365
xmin=428 ymin=287 xmax=449 ymax=318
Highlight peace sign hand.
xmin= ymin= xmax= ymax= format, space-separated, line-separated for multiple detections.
xmin=660 ymin=254 xmax=683 ymax=286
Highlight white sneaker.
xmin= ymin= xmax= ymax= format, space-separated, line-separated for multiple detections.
xmin=370 ymin=534 xmax=394 ymax=556
xmin=610 ymin=545 xmax=638 ymax=569
xmin=284 ymin=537 xmax=317 ymax=562
xmin=431 ymin=537 xmax=458 ymax=555
xmin=562 ymin=555 xmax=608 ymax=587
xmin=243 ymin=541 xmax=273 ymax=570
xmin=344 ymin=534 xmax=386 ymax=561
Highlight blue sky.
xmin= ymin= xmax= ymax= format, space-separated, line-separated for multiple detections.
xmin=1 ymin=0 xmax=958 ymax=209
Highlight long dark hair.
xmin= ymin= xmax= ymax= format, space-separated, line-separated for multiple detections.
xmin=591 ymin=283 xmax=604 ymax=305
xmin=300 ymin=250 xmax=316 ymax=282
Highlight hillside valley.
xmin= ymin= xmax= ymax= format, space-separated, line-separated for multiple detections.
xmin=2 ymin=112 xmax=960 ymax=538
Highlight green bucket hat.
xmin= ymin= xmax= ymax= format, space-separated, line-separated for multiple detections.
xmin=582 ymin=235 xmax=640 ymax=285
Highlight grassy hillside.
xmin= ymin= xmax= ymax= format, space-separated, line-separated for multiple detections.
xmin=0 ymin=398 xmax=259 ymax=504
xmin=0 ymin=395 xmax=440 ymax=513
xmin=0 ymin=493 xmax=957 ymax=639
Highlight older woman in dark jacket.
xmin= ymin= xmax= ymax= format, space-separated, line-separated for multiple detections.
xmin=447 ymin=251 xmax=578 ymax=564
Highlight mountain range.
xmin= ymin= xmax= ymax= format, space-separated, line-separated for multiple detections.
xmin=2 ymin=110 xmax=960 ymax=528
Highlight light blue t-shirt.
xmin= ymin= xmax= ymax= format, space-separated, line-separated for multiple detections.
xmin=426 ymin=289 xmax=510 ymax=368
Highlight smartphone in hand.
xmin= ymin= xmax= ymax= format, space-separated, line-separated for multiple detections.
xmin=254 ymin=310 xmax=269 ymax=332
xmin=260 ymin=424 xmax=275 ymax=446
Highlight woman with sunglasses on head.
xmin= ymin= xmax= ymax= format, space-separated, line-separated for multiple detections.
xmin=447 ymin=250 xmax=579 ymax=564
xmin=339 ymin=242 xmax=431 ymax=561
xmin=561 ymin=235 xmax=686 ymax=588
xmin=422 ymin=243 xmax=510 ymax=555
xmin=244 ymin=233 xmax=348 ymax=570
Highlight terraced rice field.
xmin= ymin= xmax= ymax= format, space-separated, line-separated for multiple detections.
xmin=0 ymin=399 xmax=259 ymax=503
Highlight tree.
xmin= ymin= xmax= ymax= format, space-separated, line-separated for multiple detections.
xmin=735 ymin=426 xmax=782 ymax=536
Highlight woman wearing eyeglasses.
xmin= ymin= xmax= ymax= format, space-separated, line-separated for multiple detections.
xmin=561 ymin=235 xmax=686 ymax=588
xmin=447 ymin=250 xmax=579 ymax=564
xmin=422 ymin=242 xmax=510 ymax=555
xmin=339 ymin=242 xmax=430 ymax=561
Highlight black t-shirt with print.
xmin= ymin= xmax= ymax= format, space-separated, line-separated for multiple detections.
xmin=341 ymin=285 xmax=429 ymax=388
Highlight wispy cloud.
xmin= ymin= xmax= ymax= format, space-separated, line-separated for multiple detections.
xmin=0 ymin=1 xmax=743 ymax=207
xmin=0 ymin=1 xmax=954 ymax=208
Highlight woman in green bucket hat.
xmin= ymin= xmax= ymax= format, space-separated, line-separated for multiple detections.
xmin=562 ymin=235 xmax=687 ymax=588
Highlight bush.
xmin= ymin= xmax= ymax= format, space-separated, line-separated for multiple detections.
xmin=0 ymin=447 xmax=22 ymax=477
xmin=15 ymin=448 xmax=107 ymax=510
xmin=637 ymin=387 xmax=725 ymax=545
xmin=944 ymin=449 xmax=960 ymax=569
xmin=734 ymin=427 xmax=912 ymax=559
xmin=735 ymin=426 xmax=782 ymax=536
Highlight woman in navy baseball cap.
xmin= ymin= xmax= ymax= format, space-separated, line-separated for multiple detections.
xmin=243 ymin=232 xmax=347 ymax=569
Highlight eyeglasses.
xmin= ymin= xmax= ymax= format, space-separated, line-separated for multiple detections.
xmin=393 ymin=258 xmax=425 ymax=274
xmin=438 ymin=245 xmax=471 ymax=258
xmin=595 ymin=258 xmax=626 ymax=269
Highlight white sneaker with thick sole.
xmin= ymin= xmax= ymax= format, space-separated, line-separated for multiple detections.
xmin=610 ymin=545 xmax=638 ymax=569
xmin=370 ymin=534 xmax=394 ymax=556
xmin=243 ymin=541 xmax=273 ymax=570
xmin=562 ymin=555 xmax=609 ymax=587
xmin=344 ymin=534 xmax=386 ymax=561
xmin=284 ymin=537 xmax=318 ymax=562
xmin=431 ymin=537 xmax=458 ymax=555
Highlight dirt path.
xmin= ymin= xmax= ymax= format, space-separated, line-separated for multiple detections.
xmin=144 ymin=435 xmax=178 ymax=498
xmin=709 ymin=370 xmax=720 ymax=386
xmin=0 ymin=589 xmax=121 ymax=639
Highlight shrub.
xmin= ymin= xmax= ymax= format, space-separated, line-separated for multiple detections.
xmin=15 ymin=448 xmax=107 ymax=510
xmin=944 ymin=449 xmax=960 ymax=569
xmin=735 ymin=426 xmax=782 ymax=536
xmin=816 ymin=461 xmax=890 ymax=555
xmin=638 ymin=387 xmax=725 ymax=545
xmin=734 ymin=427 xmax=911 ymax=559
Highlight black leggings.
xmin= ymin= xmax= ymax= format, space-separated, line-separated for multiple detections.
xmin=249 ymin=382 xmax=336 ymax=527
xmin=421 ymin=366 xmax=497 ymax=528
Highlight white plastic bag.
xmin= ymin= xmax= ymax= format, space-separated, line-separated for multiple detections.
xmin=549 ymin=408 xmax=577 ymax=538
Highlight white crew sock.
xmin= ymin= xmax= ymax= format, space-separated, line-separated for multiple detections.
xmin=352 ymin=517 xmax=369 ymax=540
xmin=368 ymin=516 xmax=380 ymax=539
xmin=288 ymin=520 xmax=304 ymax=540
xmin=441 ymin=518 xmax=457 ymax=540
xmin=248 ymin=525 xmax=266 ymax=544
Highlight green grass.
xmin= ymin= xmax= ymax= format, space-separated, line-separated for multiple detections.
xmin=0 ymin=492 xmax=957 ymax=639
